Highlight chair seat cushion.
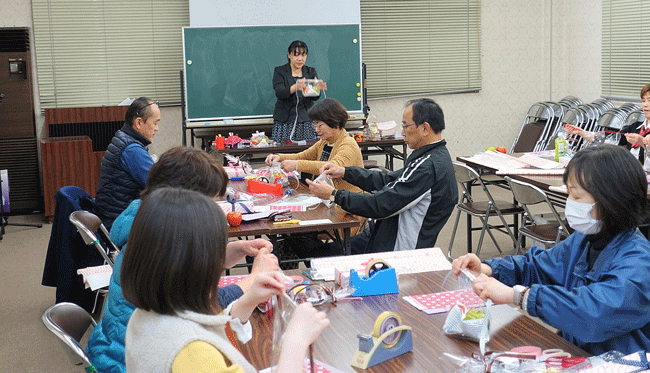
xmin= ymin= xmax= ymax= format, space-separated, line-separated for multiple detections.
xmin=520 ymin=223 xmax=563 ymax=243
xmin=458 ymin=200 xmax=523 ymax=215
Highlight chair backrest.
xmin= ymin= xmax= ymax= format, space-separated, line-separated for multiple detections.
xmin=69 ymin=210 xmax=119 ymax=267
xmin=42 ymin=302 xmax=97 ymax=368
xmin=452 ymin=162 xmax=499 ymax=204
xmin=505 ymin=176 xmax=569 ymax=232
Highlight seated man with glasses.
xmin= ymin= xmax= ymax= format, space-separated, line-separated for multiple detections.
xmin=95 ymin=97 xmax=160 ymax=229
xmin=308 ymin=98 xmax=458 ymax=254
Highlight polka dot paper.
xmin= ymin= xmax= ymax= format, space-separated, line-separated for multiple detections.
xmin=218 ymin=275 xmax=246 ymax=288
xmin=403 ymin=289 xmax=485 ymax=314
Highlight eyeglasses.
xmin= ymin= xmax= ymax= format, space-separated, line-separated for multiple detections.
xmin=312 ymin=122 xmax=326 ymax=130
xmin=402 ymin=123 xmax=417 ymax=130
xmin=136 ymin=100 xmax=159 ymax=118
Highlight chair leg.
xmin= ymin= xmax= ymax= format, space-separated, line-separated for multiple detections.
xmin=496 ymin=211 xmax=518 ymax=250
xmin=474 ymin=215 xmax=490 ymax=257
xmin=515 ymin=231 xmax=524 ymax=255
xmin=484 ymin=224 xmax=503 ymax=255
xmin=447 ymin=209 xmax=463 ymax=261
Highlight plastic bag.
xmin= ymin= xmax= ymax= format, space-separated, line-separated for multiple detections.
xmin=313 ymin=172 xmax=335 ymax=207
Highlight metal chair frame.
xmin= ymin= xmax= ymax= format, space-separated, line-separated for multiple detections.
xmin=69 ymin=210 xmax=120 ymax=267
xmin=42 ymin=302 xmax=97 ymax=369
xmin=447 ymin=162 xmax=523 ymax=260
xmin=505 ymin=176 xmax=571 ymax=254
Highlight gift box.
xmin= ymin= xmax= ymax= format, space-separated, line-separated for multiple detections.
xmin=216 ymin=201 xmax=254 ymax=215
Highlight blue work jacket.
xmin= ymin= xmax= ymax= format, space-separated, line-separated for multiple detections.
xmin=484 ymin=230 xmax=650 ymax=356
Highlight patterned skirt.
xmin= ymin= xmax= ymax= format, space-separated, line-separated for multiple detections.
xmin=272 ymin=121 xmax=318 ymax=143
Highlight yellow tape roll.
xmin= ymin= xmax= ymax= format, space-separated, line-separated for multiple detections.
xmin=372 ymin=311 xmax=402 ymax=348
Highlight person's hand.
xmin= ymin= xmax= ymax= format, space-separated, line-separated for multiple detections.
xmin=306 ymin=178 xmax=335 ymax=200
xmin=296 ymin=78 xmax=306 ymax=91
xmin=317 ymin=80 xmax=327 ymax=91
xmin=285 ymin=302 xmax=330 ymax=347
xmin=643 ymin=135 xmax=650 ymax=146
xmin=320 ymin=163 xmax=345 ymax=179
xmin=625 ymin=132 xmax=644 ymax=145
xmin=250 ymin=248 xmax=279 ymax=274
xmin=563 ymin=124 xmax=583 ymax=136
xmin=230 ymin=271 xmax=285 ymax=323
xmin=451 ymin=253 xmax=486 ymax=277
xmin=276 ymin=302 xmax=330 ymax=372
xmin=224 ymin=239 xmax=273 ymax=268
xmin=281 ymin=160 xmax=298 ymax=173
xmin=472 ymin=274 xmax=514 ymax=305
xmin=233 ymin=248 xmax=279 ymax=293
xmin=265 ymin=154 xmax=280 ymax=166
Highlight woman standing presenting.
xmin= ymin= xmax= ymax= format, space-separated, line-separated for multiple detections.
xmin=272 ymin=40 xmax=327 ymax=143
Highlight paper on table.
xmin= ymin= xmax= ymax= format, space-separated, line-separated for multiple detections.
xmin=517 ymin=153 xmax=564 ymax=169
xmin=309 ymin=247 xmax=452 ymax=281
xmin=299 ymin=219 xmax=332 ymax=226
xmin=496 ymin=167 xmax=565 ymax=176
xmin=465 ymin=151 xmax=529 ymax=170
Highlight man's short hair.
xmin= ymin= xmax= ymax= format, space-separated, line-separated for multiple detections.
xmin=125 ymin=97 xmax=155 ymax=126
xmin=140 ymin=146 xmax=228 ymax=200
xmin=406 ymin=98 xmax=445 ymax=134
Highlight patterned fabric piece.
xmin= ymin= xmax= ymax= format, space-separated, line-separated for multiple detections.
xmin=272 ymin=121 xmax=317 ymax=143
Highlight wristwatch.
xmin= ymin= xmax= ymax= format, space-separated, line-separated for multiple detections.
xmin=512 ymin=285 xmax=527 ymax=308
xmin=329 ymin=189 xmax=337 ymax=203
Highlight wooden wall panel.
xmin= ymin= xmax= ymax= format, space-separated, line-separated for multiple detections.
xmin=41 ymin=136 xmax=103 ymax=219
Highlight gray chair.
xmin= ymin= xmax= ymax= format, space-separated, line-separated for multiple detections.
xmin=505 ymin=176 xmax=571 ymax=253
xmin=69 ymin=210 xmax=120 ymax=267
xmin=448 ymin=162 xmax=523 ymax=259
xmin=42 ymin=302 xmax=97 ymax=370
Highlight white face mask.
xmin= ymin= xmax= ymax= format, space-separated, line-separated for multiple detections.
xmin=565 ymin=198 xmax=601 ymax=235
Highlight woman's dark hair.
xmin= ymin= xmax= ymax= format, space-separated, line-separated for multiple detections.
xmin=641 ymin=84 xmax=650 ymax=99
xmin=287 ymin=40 xmax=308 ymax=60
xmin=121 ymin=188 xmax=228 ymax=315
xmin=405 ymin=98 xmax=445 ymax=133
xmin=563 ymin=144 xmax=649 ymax=236
xmin=125 ymin=97 xmax=156 ymax=126
xmin=307 ymin=98 xmax=348 ymax=129
xmin=140 ymin=146 xmax=228 ymax=200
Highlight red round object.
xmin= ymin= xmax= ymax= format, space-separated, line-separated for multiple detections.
xmin=227 ymin=211 xmax=242 ymax=227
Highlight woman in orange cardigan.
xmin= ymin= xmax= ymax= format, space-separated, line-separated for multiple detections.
xmin=265 ymin=98 xmax=363 ymax=194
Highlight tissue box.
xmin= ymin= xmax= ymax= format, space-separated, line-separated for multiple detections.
xmin=217 ymin=201 xmax=254 ymax=215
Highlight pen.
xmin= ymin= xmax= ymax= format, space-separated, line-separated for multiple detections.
xmin=273 ymin=219 xmax=301 ymax=225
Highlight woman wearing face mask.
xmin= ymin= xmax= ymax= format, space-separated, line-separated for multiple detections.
xmin=452 ymin=144 xmax=650 ymax=356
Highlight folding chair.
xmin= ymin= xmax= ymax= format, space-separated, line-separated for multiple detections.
xmin=505 ymin=176 xmax=571 ymax=253
xmin=447 ymin=162 xmax=523 ymax=260
xmin=42 ymin=302 xmax=97 ymax=371
xmin=69 ymin=210 xmax=120 ymax=267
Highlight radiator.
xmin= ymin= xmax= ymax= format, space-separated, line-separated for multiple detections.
xmin=41 ymin=106 xmax=128 ymax=219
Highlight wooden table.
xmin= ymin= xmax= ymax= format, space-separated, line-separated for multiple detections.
xmin=212 ymin=138 xmax=408 ymax=171
xmin=224 ymin=182 xmax=361 ymax=256
xmin=240 ymin=270 xmax=588 ymax=372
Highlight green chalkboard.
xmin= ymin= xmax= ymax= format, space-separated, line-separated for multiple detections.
xmin=183 ymin=25 xmax=362 ymax=121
